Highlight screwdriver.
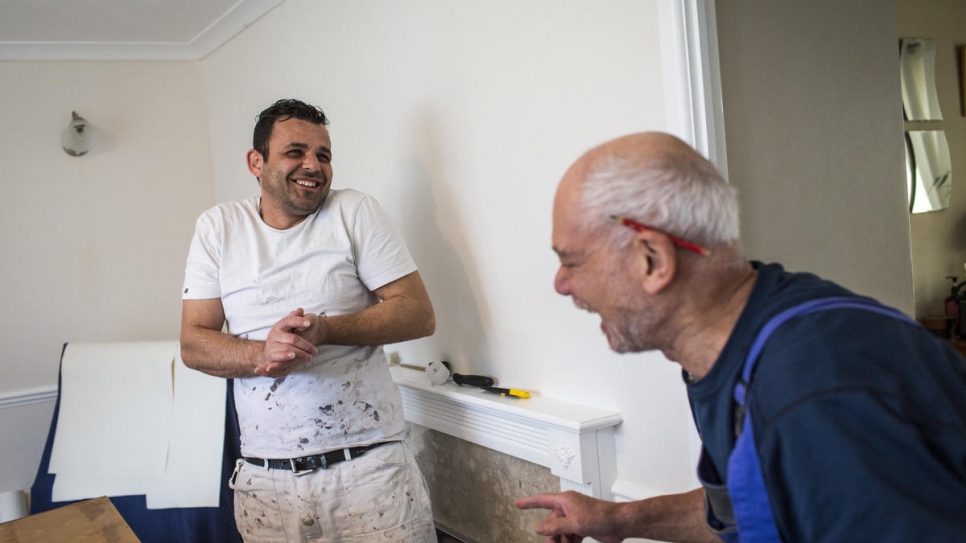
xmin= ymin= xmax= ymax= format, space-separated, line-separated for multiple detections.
xmin=483 ymin=386 xmax=531 ymax=399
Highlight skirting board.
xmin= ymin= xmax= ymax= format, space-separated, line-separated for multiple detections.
xmin=611 ymin=479 xmax=665 ymax=503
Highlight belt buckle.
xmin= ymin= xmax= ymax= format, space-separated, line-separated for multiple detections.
xmin=290 ymin=456 xmax=324 ymax=476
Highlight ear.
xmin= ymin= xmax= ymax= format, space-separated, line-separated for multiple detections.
xmin=633 ymin=230 xmax=677 ymax=295
xmin=246 ymin=149 xmax=264 ymax=179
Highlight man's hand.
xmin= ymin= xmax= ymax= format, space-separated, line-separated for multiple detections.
xmin=254 ymin=309 xmax=319 ymax=377
xmin=295 ymin=310 xmax=329 ymax=346
xmin=515 ymin=491 xmax=624 ymax=543
xmin=286 ymin=272 xmax=435 ymax=348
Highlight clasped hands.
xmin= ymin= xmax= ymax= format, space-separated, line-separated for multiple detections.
xmin=254 ymin=308 xmax=326 ymax=377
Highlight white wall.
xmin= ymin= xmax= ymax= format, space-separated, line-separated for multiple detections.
xmin=203 ymin=0 xmax=698 ymax=495
xmin=716 ymin=0 xmax=914 ymax=314
xmin=0 ymin=0 xmax=710 ymax=500
xmin=0 ymin=61 xmax=214 ymax=491
xmin=0 ymin=0 xmax=919 ymax=510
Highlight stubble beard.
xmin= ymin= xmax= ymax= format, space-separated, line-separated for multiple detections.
xmin=604 ymin=309 xmax=660 ymax=354
xmin=262 ymin=168 xmax=329 ymax=218
xmin=602 ymin=275 xmax=662 ymax=354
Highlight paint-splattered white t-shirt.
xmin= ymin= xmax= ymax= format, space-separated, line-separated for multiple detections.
xmin=183 ymin=189 xmax=416 ymax=458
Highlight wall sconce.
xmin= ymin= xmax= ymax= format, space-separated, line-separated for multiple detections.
xmin=61 ymin=111 xmax=90 ymax=157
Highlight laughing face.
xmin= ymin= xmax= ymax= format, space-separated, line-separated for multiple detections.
xmin=551 ymin=173 xmax=661 ymax=354
xmin=248 ymin=118 xmax=333 ymax=229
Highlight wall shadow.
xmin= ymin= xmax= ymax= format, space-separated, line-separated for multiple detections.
xmin=391 ymin=111 xmax=492 ymax=374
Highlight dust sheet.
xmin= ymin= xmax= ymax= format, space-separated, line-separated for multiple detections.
xmin=49 ymin=341 xmax=225 ymax=509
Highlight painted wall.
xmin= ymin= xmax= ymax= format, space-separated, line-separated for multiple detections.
xmin=0 ymin=1 xmax=927 ymax=525
xmin=0 ymin=5 xmax=931 ymax=537
xmin=0 ymin=0 xmax=698 ymax=505
xmin=898 ymin=0 xmax=966 ymax=318
xmin=0 ymin=61 xmax=214 ymax=490
xmin=201 ymin=0 xmax=697 ymax=499
xmin=716 ymin=0 xmax=915 ymax=315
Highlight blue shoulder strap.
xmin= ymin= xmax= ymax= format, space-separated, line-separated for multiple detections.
xmin=725 ymin=296 xmax=913 ymax=543
xmin=733 ymin=297 xmax=914 ymax=408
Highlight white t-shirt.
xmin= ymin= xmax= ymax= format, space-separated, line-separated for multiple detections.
xmin=183 ymin=189 xmax=417 ymax=458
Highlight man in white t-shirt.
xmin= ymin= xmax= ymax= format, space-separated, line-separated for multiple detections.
xmin=180 ymin=99 xmax=437 ymax=542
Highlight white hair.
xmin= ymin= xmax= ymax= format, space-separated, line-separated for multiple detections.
xmin=578 ymin=151 xmax=740 ymax=251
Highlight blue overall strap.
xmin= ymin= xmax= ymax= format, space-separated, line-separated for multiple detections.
xmin=726 ymin=297 xmax=913 ymax=543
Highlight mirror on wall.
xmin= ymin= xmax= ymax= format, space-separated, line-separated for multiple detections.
xmin=900 ymin=38 xmax=943 ymax=121
xmin=906 ymin=130 xmax=952 ymax=213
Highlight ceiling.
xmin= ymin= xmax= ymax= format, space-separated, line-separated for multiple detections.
xmin=0 ymin=0 xmax=284 ymax=61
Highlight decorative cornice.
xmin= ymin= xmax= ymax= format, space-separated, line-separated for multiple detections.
xmin=0 ymin=0 xmax=284 ymax=61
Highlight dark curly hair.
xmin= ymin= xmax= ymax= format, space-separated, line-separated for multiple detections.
xmin=252 ymin=99 xmax=329 ymax=159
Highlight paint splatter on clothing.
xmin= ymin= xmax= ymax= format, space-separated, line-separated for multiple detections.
xmin=235 ymin=347 xmax=405 ymax=458
xmin=184 ymin=189 xmax=433 ymax=539
xmin=184 ymin=190 xmax=417 ymax=458
xmin=231 ymin=443 xmax=435 ymax=542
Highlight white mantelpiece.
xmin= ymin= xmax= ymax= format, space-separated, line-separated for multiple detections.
xmin=390 ymin=366 xmax=622 ymax=499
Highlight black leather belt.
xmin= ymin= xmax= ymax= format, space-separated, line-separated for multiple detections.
xmin=244 ymin=441 xmax=393 ymax=475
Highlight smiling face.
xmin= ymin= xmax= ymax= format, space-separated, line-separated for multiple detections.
xmin=552 ymin=172 xmax=662 ymax=354
xmin=248 ymin=118 xmax=333 ymax=229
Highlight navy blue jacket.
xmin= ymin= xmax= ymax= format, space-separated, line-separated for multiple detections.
xmin=687 ymin=262 xmax=966 ymax=542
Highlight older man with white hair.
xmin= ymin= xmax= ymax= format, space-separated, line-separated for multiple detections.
xmin=516 ymin=132 xmax=966 ymax=543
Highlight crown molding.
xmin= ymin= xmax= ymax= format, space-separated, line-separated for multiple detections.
xmin=0 ymin=0 xmax=284 ymax=61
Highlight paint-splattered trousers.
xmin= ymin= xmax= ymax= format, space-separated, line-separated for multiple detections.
xmin=229 ymin=441 xmax=436 ymax=542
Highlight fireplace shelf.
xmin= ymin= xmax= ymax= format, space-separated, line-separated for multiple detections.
xmin=390 ymin=365 xmax=622 ymax=498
